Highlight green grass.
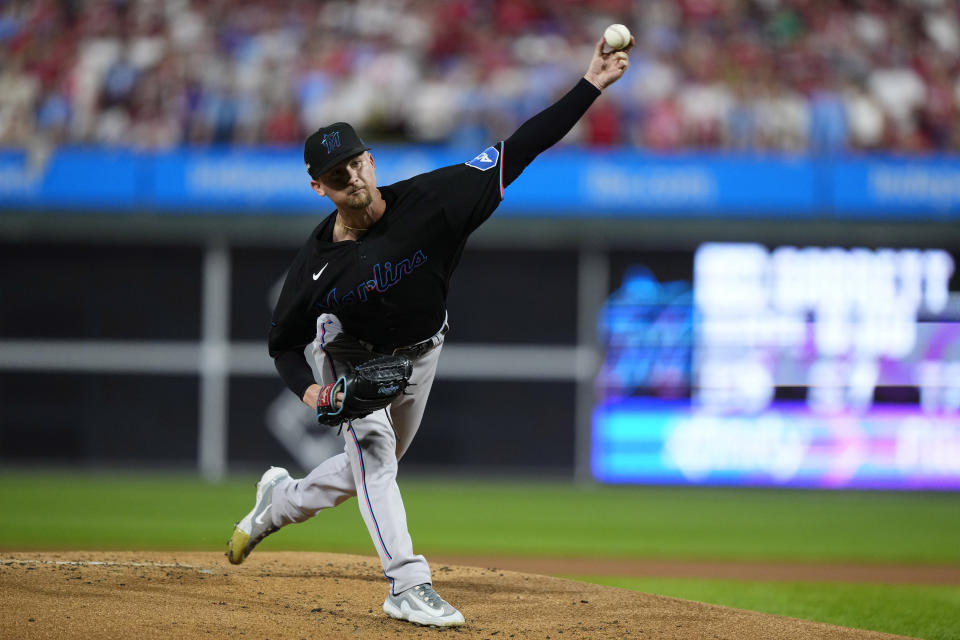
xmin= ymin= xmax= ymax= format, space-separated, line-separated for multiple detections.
xmin=1 ymin=470 xmax=958 ymax=639
xmin=1 ymin=471 xmax=958 ymax=565
xmin=0 ymin=470 xmax=363 ymax=551
xmin=401 ymin=480 xmax=960 ymax=565
xmin=572 ymin=577 xmax=960 ymax=640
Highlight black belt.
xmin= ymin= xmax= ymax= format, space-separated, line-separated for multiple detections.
xmin=367 ymin=322 xmax=448 ymax=359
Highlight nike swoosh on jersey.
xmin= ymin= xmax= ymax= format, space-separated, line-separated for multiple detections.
xmin=313 ymin=264 xmax=329 ymax=281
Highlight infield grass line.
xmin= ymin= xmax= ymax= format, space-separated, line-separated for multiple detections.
xmin=573 ymin=576 xmax=960 ymax=640
xmin=1 ymin=558 xmax=217 ymax=573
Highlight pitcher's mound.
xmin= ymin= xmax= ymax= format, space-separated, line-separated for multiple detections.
xmin=1 ymin=551 xmax=910 ymax=639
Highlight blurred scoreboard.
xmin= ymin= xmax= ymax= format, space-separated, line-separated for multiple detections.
xmin=592 ymin=243 xmax=960 ymax=489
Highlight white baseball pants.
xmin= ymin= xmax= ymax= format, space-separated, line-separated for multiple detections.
xmin=270 ymin=313 xmax=442 ymax=594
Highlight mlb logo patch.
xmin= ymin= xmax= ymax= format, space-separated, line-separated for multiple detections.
xmin=465 ymin=146 xmax=499 ymax=171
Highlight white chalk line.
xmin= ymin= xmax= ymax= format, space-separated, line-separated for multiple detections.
xmin=1 ymin=558 xmax=216 ymax=574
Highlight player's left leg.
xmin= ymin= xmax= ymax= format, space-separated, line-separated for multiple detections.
xmin=226 ymin=466 xmax=292 ymax=565
xmin=228 ymin=313 xmax=361 ymax=563
xmin=270 ymin=451 xmax=357 ymax=525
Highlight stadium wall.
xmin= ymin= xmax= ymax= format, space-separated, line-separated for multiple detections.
xmin=1 ymin=148 xmax=958 ymax=484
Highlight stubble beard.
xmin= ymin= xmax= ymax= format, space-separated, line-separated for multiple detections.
xmin=345 ymin=187 xmax=373 ymax=210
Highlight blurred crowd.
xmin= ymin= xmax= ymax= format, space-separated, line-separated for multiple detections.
xmin=2 ymin=0 xmax=960 ymax=153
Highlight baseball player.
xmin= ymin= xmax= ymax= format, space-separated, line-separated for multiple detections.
xmin=227 ymin=35 xmax=634 ymax=627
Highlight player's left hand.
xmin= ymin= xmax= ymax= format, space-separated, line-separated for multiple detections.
xmin=316 ymin=355 xmax=412 ymax=427
xmin=583 ymin=35 xmax=634 ymax=91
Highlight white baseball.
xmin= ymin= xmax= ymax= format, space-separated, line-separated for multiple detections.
xmin=603 ymin=23 xmax=631 ymax=50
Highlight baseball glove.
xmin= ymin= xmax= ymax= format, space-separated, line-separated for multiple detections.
xmin=316 ymin=355 xmax=413 ymax=426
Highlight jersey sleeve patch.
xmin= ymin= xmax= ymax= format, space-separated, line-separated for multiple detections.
xmin=465 ymin=146 xmax=500 ymax=171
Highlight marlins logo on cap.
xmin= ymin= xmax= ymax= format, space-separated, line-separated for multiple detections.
xmin=304 ymin=122 xmax=371 ymax=179
xmin=321 ymin=131 xmax=341 ymax=153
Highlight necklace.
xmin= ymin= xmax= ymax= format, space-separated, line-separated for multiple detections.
xmin=338 ymin=219 xmax=371 ymax=232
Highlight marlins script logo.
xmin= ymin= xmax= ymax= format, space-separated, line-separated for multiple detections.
xmin=319 ymin=249 xmax=428 ymax=309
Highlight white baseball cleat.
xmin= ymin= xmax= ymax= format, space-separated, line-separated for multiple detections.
xmin=226 ymin=466 xmax=290 ymax=565
xmin=383 ymin=583 xmax=465 ymax=627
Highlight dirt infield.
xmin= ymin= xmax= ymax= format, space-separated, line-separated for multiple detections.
xmin=1 ymin=552 xmax=916 ymax=640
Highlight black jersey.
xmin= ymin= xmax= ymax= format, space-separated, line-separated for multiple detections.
xmin=270 ymin=78 xmax=601 ymax=399
xmin=269 ymin=142 xmax=506 ymax=357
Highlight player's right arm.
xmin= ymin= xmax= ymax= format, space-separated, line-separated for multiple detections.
xmin=501 ymin=35 xmax=634 ymax=187
xmin=431 ymin=35 xmax=635 ymax=237
xmin=582 ymin=35 xmax=634 ymax=92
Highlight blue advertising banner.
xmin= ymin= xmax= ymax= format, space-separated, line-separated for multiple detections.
xmin=506 ymin=151 xmax=818 ymax=216
xmin=2 ymin=146 xmax=960 ymax=219
xmin=0 ymin=148 xmax=140 ymax=210
xmin=831 ymin=156 xmax=960 ymax=219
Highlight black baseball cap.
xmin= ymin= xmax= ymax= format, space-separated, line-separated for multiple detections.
xmin=304 ymin=122 xmax=372 ymax=179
